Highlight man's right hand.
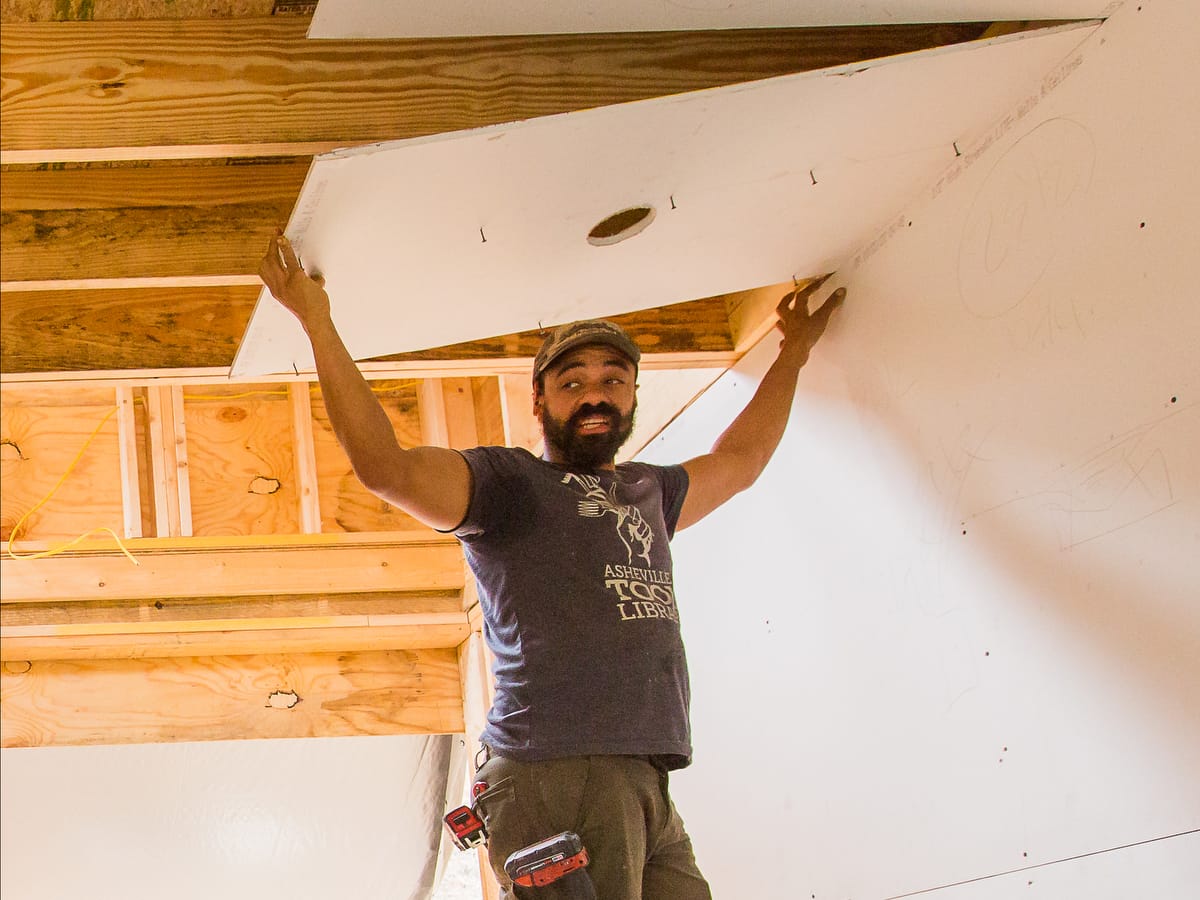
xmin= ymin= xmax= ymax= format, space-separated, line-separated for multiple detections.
xmin=258 ymin=231 xmax=331 ymax=332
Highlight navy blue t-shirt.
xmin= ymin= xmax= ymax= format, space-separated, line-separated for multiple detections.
xmin=454 ymin=446 xmax=693 ymax=769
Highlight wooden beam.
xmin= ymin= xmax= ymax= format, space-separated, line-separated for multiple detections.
xmin=459 ymin=630 xmax=502 ymax=900
xmin=0 ymin=160 xmax=308 ymax=283
xmin=725 ymin=281 xmax=795 ymax=352
xmin=0 ymin=533 xmax=466 ymax=603
xmin=0 ymin=619 xmax=471 ymax=661
xmin=0 ymin=1 xmax=281 ymax=23
xmin=114 ymin=385 xmax=142 ymax=538
xmin=146 ymin=384 xmax=188 ymax=536
xmin=0 ymin=20 xmax=994 ymax=157
xmin=0 ymin=160 xmax=311 ymax=211
xmin=288 ymin=382 xmax=321 ymax=533
xmin=168 ymin=384 xmax=193 ymax=536
xmin=418 ymin=379 xmax=451 ymax=448
xmin=0 ymin=276 xmax=262 ymax=292
xmin=0 ymin=647 xmax=465 ymax=747
xmin=458 ymin=632 xmax=495 ymax=746
xmin=470 ymin=377 xmax=507 ymax=448
xmin=0 ymin=589 xmax=471 ymax=658
xmin=1 ymin=350 xmax=740 ymax=387
xmin=441 ymin=378 xmax=479 ymax=451
xmin=499 ymin=373 xmax=541 ymax=454
xmin=0 ymin=288 xmax=736 ymax=374
xmin=0 ymin=142 xmax=344 ymax=165
xmin=0 ymin=589 xmax=463 ymax=628
xmin=1 ymin=588 xmax=472 ymax=657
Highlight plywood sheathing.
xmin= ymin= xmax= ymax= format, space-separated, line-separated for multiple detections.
xmin=0 ymin=647 xmax=465 ymax=747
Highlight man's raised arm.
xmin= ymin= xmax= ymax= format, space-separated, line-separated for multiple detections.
xmin=258 ymin=233 xmax=471 ymax=531
xmin=677 ymin=277 xmax=845 ymax=530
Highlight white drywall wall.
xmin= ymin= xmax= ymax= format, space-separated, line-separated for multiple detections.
xmin=637 ymin=0 xmax=1199 ymax=896
xmin=309 ymin=1 xmax=1113 ymax=38
xmin=233 ymin=23 xmax=1096 ymax=377
xmin=0 ymin=734 xmax=464 ymax=900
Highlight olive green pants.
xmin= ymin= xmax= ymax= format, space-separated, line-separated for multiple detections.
xmin=472 ymin=752 xmax=712 ymax=900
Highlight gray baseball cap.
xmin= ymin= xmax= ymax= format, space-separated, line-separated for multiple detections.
xmin=532 ymin=319 xmax=641 ymax=383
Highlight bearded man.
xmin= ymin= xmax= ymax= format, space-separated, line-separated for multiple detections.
xmin=259 ymin=233 xmax=844 ymax=899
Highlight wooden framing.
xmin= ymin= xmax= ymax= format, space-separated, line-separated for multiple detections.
xmin=0 ymin=648 xmax=464 ymax=748
xmin=0 ymin=369 xmax=480 ymax=748
xmin=459 ymin=627 xmax=502 ymax=900
xmin=145 ymin=384 xmax=191 ymax=537
xmin=499 ymin=373 xmax=541 ymax=455
xmin=0 ymin=350 xmax=739 ymax=388
xmin=0 ymin=533 xmax=466 ymax=603
xmin=0 ymin=332 xmax=728 ymax=750
xmin=1 ymin=20 xmax=993 ymax=158
xmin=114 ymin=385 xmax=143 ymax=539
xmin=0 ymin=288 xmax=741 ymax=377
xmin=289 ymin=382 xmax=322 ymax=533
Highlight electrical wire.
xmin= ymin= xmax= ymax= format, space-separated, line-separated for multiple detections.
xmin=5 ymin=381 xmax=415 ymax=565
xmin=5 ymin=406 xmax=139 ymax=566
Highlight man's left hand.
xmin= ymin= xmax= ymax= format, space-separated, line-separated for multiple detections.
xmin=776 ymin=275 xmax=846 ymax=365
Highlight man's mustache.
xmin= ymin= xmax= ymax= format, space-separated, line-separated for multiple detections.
xmin=568 ymin=403 xmax=621 ymax=429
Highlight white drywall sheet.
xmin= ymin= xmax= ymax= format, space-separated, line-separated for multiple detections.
xmin=232 ymin=24 xmax=1097 ymax=378
xmin=0 ymin=734 xmax=462 ymax=900
xmin=638 ymin=0 xmax=1199 ymax=897
xmin=309 ymin=1 xmax=1114 ymax=38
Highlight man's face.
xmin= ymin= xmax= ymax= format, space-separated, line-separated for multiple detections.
xmin=536 ymin=345 xmax=637 ymax=469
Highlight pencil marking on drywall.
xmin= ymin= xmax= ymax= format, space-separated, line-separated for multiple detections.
xmin=957 ymin=118 xmax=1096 ymax=320
xmin=969 ymin=403 xmax=1195 ymax=549
xmin=914 ymin=425 xmax=995 ymax=615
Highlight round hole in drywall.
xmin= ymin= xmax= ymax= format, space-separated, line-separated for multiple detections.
xmin=587 ymin=205 xmax=656 ymax=246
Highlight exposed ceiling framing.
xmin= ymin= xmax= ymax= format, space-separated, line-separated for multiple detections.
xmin=0 ymin=9 xmax=1044 ymax=376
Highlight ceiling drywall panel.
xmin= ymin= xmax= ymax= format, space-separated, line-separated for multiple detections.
xmin=233 ymin=23 xmax=1097 ymax=377
xmin=309 ymin=0 xmax=1115 ymax=38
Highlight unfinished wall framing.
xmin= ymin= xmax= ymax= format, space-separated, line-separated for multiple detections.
xmin=0 ymin=368 xmax=500 ymax=750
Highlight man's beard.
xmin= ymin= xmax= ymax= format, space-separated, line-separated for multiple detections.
xmin=542 ymin=401 xmax=636 ymax=469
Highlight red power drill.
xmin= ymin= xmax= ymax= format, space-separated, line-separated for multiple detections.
xmin=505 ymin=832 xmax=595 ymax=898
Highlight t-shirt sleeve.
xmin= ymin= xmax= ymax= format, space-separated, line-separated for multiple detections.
xmin=658 ymin=463 xmax=690 ymax=538
xmin=452 ymin=446 xmax=528 ymax=540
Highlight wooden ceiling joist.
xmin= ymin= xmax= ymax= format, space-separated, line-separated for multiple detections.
xmin=1 ymin=161 xmax=309 ymax=283
xmin=1 ymin=19 xmax=996 ymax=159
xmin=0 ymin=289 xmax=742 ymax=374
